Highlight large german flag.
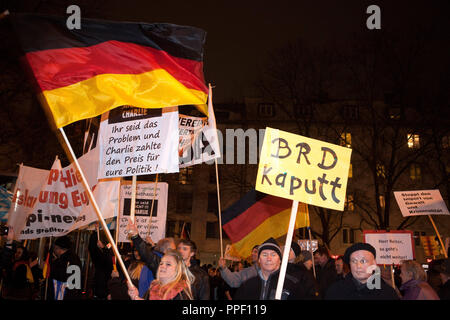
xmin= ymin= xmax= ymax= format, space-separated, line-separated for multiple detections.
xmin=11 ymin=14 xmax=208 ymax=128
xmin=222 ymin=189 xmax=310 ymax=258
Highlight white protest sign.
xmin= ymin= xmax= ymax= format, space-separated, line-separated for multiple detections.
xmin=394 ymin=190 xmax=450 ymax=217
xmin=8 ymin=148 xmax=120 ymax=239
xmin=298 ymin=239 xmax=318 ymax=252
xmin=98 ymin=106 xmax=179 ymax=178
xmin=363 ymin=230 xmax=415 ymax=265
xmin=118 ymin=181 xmax=168 ymax=243
xmin=179 ymin=90 xmax=221 ymax=168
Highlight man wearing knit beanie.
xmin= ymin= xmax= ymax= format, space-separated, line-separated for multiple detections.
xmin=234 ymin=238 xmax=304 ymax=300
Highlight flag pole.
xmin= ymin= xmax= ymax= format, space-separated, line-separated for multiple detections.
xmin=58 ymin=127 xmax=132 ymax=285
xmin=275 ymin=200 xmax=299 ymax=300
xmin=148 ymin=174 xmax=159 ymax=228
xmin=427 ymin=215 xmax=448 ymax=258
xmin=114 ymin=179 xmax=122 ymax=246
xmin=215 ymin=159 xmax=224 ymax=258
xmin=130 ymin=175 xmax=137 ymax=223
xmin=44 ymin=237 xmax=52 ymax=300
xmin=305 ymin=204 xmax=316 ymax=279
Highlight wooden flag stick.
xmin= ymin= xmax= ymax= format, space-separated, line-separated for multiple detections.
xmin=130 ymin=175 xmax=137 ymax=224
xmin=275 ymin=200 xmax=299 ymax=300
xmin=59 ymin=127 xmax=132 ymax=285
xmin=148 ymin=174 xmax=159 ymax=228
xmin=44 ymin=237 xmax=52 ymax=300
xmin=305 ymin=204 xmax=316 ymax=279
xmin=215 ymin=159 xmax=223 ymax=258
xmin=428 ymin=215 xmax=448 ymax=258
xmin=114 ymin=179 xmax=122 ymax=246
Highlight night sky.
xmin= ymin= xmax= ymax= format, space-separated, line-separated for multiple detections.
xmin=99 ymin=0 xmax=450 ymax=102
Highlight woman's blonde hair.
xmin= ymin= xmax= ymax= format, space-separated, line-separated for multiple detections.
xmin=154 ymin=249 xmax=195 ymax=300
xmin=401 ymin=260 xmax=427 ymax=281
xmin=128 ymin=260 xmax=145 ymax=280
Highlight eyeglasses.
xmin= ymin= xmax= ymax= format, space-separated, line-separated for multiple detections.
xmin=350 ymin=258 xmax=370 ymax=265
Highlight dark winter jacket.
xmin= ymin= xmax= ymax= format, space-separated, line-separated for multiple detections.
xmin=234 ymin=268 xmax=305 ymax=300
xmin=189 ymin=259 xmax=210 ymax=300
xmin=88 ymin=232 xmax=114 ymax=299
xmin=131 ymin=234 xmax=162 ymax=276
xmin=325 ymin=273 xmax=399 ymax=300
xmin=315 ymin=258 xmax=338 ymax=298
xmin=438 ymin=279 xmax=450 ymax=300
xmin=287 ymin=263 xmax=320 ymax=299
xmin=48 ymin=250 xmax=82 ymax=300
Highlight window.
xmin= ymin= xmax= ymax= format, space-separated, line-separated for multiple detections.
xmin=343 ymin=228 xmax=355 ymax=244
xmin=294 ymin=105 xmax=313 ymax=117
xmin=442 ymin=136 xmax=450 ymax=149
xmin=257 ymin=103 xmax=275 ymax=117
xmin=345 ymin=195 xmax=354 ymax=211
xmin=414 ymin=231 xmax=426 ymax=246
xmin=348 ymin=163 xmax=353 ymax=178
xmin=342 ymin=105 xmax=359 ymax=120
xmin=208 ymin=192 xmax=218 ymax=213
xmin=340 ymin=132 xmax=351 ymax=148
xmin=410 ymin=164 xmax=421 ymax=181
xmin=206 ymin=221 xmax=219 ymax=239
xmin=179 ymin=167 xmax=193 ymax=185
xmin=407 ymin=133 xmax=420 ymax=149
xmin=176 ymin=192 xmax=193 ymax=213
xmin=376 ymin=164 xmax=386 ymax=178
xmin=388 ymin=107 xmax=401 ymax=120
xmin=166 ymin=220 xmax=177 ymax=237
xmin=379 ymin=195 xmax=385 ymax=208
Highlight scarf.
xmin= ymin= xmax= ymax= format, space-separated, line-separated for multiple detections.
xmin=149 ymin=280 xmax=187 ymax=300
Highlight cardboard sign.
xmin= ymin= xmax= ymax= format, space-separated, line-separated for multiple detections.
xmin=118 ymin=181 xmax=168 ymax=243
xmin=256 ymin=128 xmax=352 ymax=211
xmin=98 ymin=106 xmax=179 ymax=178
xmin=394 ymin=190 xmax=450 ymax=217
xmin=363 ymin=230 xmax=415 ymax=265
xmin=297 ymin=240 xmax=318 ymax=253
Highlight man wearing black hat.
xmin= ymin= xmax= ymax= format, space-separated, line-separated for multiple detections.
xmin=325 ymin=243 xmax=399 ymax=300
xmin=234 ymin=238 xmax=304 ymax=300
xmin=437 ymin=258 xmax=450 ymax=300
xmin=48 ymin=235 xmax=82 ymax=300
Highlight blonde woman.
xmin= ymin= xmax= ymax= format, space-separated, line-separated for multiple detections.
xmin=399 ymin=260 xmax=439 ymax=300
xmin=127 ymin=249 xmax=195 ymax=300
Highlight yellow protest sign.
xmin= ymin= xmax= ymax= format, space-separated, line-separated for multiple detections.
xmin=256 ymin=127 xmax=352 ymax=211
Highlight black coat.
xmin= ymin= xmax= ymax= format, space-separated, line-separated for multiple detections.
xmin=438 ymin=279 xmax=450 ymax=300
xmin=189 ymin=260 xmax=210 ymax=300
xmin=88 ymin=232 xmax=113 ymax=299
xmin=131 ymin=234 xmax=161 ymax=276
xmin=325 ymin=273 xmax=399 ymax=300
xmin=48 ymin=250 xmax=82 ymax=300
xmin=315 ymin=258 xmax=338 ymax=298
xmin=287 ymin=263 xmax=320 ymax=299
xmin=234 ymin=268 xmax=305 ymax=300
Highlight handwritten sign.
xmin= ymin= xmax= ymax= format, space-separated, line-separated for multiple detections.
xmin=118 ymin=181 xmax=168 ymax=243
xmin=98 ymin=106 xmax=179 ymax=178
xmin=394 ymin=189 xmax=450 ymax=217
xmin=256 ymin=128 xmax=352 ymax=211
xmin=363 ymin=230 xmax=415 ymax=265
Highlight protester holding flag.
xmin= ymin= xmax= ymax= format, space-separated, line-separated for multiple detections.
xmin=47 ymin=236 xmax=82 ymax=300
xmin=325 ymin=243 xmax=399 ymax=300
xmin=127 ymin=249 xmax=194 ymax=300
xmin=88 ymin=231 xmax=113 ymax=300
xmin=399 ymin=260 xmax=439 ymax=300
xmin=177 ymin=239 xmax=210 ymax=300
xmin=234 ymin=238 xmax=304 ymax=300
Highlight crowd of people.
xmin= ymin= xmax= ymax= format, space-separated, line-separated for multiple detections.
xmin=1 ymin=223 xmax=450 ymax=301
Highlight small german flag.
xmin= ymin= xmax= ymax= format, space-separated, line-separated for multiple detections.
xmin=222 ymin=189 xmax=310 ymax=258
xmin=11 ymin=13 xmax=208 ymax=128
